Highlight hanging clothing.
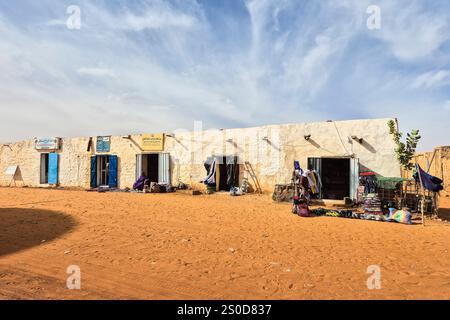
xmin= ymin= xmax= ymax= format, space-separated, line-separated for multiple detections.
xmin=414 ymin=164 xmax=444 ymax=192
xmin=360 ymin=175 xmax=377 ymax=194
xmin=226 ymin=156 xmax=238 ymax=189
xmin=294 ymin=161 xmax=304 ymax=175
xmin=203 ymin=158 xmax=217 ymax=186
xmin=302 ymin=169 xmax=320 ymax=195
xmin=293 ymin=161 xmax=321 ymax=200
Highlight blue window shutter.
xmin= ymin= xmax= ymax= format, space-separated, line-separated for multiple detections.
xmin=90 ymin=156 xmax=97 ymax=188
xmin=48 ymin=153 xmax=59 ymax=185
xmin=108 ymin=155 xmax=118 ymax=188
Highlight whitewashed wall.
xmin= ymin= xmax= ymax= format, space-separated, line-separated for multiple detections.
xmin=0 ymin=118 xmax=400 ymax=192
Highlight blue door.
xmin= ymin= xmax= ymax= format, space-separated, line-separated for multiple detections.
xmin=108 ymin=155 xmax=118 ymax=188
xmin=90 ymin=156 xmax=97 ymax=188
xmin=48 ymin=153 xmax=59 ymax=185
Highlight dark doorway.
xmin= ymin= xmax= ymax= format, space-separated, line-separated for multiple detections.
xmin=40 ymin=153 xmax=49 ymax=184
xmin=143 ymin=154 xmax=159 ymax=183
xmin=321 ymin=158 xmax=350 ymax=200
xmin=218 ymin=160 xmax=228 ymax=191
xmin=217 ymin=156 xmax=239 ymax=191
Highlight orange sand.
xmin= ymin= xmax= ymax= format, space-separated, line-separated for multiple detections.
xmin=0 ymin=187 xmax=449 ymax=300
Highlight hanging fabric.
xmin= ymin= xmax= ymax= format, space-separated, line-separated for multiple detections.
xmin=203 ymin=157 xmax=217 ymax=186
xmin=294 ymin=161 xmax=303 ymax=175
xmin=414 ymin=164 xmax=443 ymax=192
xmin=226 ymin=156 xmax=238 ymax=189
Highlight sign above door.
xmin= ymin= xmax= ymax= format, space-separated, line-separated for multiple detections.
xmin=35 ymin=137 xmax=61 ymax=151
xmin=141 ymin=134 xmax=164 ymax=152
xmin=96 ymin=136 xmax=111 ymax=152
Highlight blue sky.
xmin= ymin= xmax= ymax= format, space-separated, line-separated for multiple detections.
xmin=0 ymin=0 xmax=449 ymax=151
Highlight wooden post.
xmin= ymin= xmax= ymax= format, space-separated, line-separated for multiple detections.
xmin=426 ymin=149 xmax=439 ymax=217
xmin=415 ymin=160 xmax=426 ymax=226
xmin=426 ymin=149 xmax=437 ymax=173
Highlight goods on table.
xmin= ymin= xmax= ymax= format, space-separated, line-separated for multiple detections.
xmin=363 ymin=193 xmax=383 ymax=215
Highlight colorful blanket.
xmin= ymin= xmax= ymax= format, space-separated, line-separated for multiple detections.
xmin=387 ymin=208 xmax=412 ymax=225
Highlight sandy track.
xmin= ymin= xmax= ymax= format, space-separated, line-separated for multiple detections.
xmin=0 ymin=187 xmax=449 ymax=300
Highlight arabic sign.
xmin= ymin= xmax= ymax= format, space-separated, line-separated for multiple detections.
xmin=96 ymin=136 xmax=111 ymax=152
xmin=35 ymin=137 xmax=61 ymax=150
xmin=141 ymin=134 xmax=164 ymax=151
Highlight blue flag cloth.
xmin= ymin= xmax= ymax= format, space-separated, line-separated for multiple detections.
xmin=414 ymin=164 xmax=444 ymax=192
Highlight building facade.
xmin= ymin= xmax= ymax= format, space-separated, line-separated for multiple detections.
xmin=0 ymin=118 xmax=401 ymax=199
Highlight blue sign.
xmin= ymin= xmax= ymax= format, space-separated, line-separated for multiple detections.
xmin=96 ymin=136 xmax=111 ymax=152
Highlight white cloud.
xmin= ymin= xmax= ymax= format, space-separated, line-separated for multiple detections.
xmin=373 ymin=1 xmax=450 ymax=61
xmin=77 ymin=67 xmax=115 ymax=78
xmin=445 ymin=101 xmax=450 ymax=111
xmin=412 ymin=70 xmax=450 ymax=89
xmin=46 ymin=19 xmax=66 ymax=27
xmin=122 ymin=10 xmax=197 ymax=31
xmin=82 ymin=0 xmax=199 ymax=32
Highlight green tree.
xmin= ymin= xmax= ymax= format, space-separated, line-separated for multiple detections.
xmin=388 ymin=120 xmax=421 ymax=170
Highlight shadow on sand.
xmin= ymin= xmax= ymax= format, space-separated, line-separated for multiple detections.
xmin=0 ymin=208 xmax=77 ymax=257
xmin=438 ymin=207 xmax=450 ymax=222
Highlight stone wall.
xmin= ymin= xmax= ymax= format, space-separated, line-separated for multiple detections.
xmin=0 ymin=118 xmax=401 ymax=192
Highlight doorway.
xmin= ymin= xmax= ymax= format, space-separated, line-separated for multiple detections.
xmin=321 ymin=158 xmax=350 ymax=200
xmin=136 ymin=153 xmax=170 ymax=184
xmin=308 ymin=157 xmax=356 ymax=200
xmin=90 ymin=155 xmax=118 ymax=188
xmin=39 ymin=153 xmax=59 ymax=185
xmin=40 ymin=153 xmax=49 ymax=184
xmin=97 ymin=155 xmax=109 ymax=186
xmin=217 ymin=156 xmax=239 ymax=191
xmin=142 ymin=154 xmax=159 ymax=183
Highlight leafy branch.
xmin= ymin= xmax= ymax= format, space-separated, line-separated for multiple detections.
xmin=388 ymin=120 xmax=421 ymax=171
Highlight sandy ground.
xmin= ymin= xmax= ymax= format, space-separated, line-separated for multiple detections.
xmin=0 ymin=187 xmax=449 ymax=300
